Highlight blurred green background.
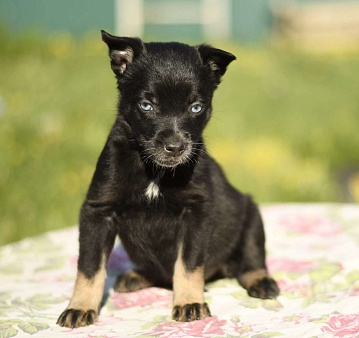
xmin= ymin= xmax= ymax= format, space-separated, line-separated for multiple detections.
xmin=1 ymin=0 xmax=359 ymax=245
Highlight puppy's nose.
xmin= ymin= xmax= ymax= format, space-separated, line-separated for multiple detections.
xmin=164 ymin=142 xmax=186 ymax=157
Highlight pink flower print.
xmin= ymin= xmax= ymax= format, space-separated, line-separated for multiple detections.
xmin=350 ymin=287 xmax=359 ymax=297
xmin=321 ymin=313 xmax=359 ymax=337
xmin=279 ymin=214 xmax=342 ymax=235
xmin=276 ymin=279 xmax=310 ymax=298
xmin=94 ymin=313 xmax=122 ymax=327
xmin=145 ymin=316 xmax=227 ymax=337
xmin=110 ymin=288 xmax=172 ymax=309
xmin=267 ymin=257 xmax=317 ymax=273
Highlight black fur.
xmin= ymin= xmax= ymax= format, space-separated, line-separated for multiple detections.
xmin=58 ymin=31 xmax=279 ymax=327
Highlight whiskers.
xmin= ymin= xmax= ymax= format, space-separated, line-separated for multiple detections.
xmin=191 ymin=142 xmax=210 ymax=160
xmin=140 ymin=140 xmax=209 ymax=171
xmin=139 ymin=147 xmax=156 ymax=165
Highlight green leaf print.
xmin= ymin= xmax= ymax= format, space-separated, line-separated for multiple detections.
xmin=309 ymin=263 xmax=341 ymax=282
xmin=301 ymin=291 xmax=332 ymax=308
xmin=346 ymin=269 xmax=359 ymax=285
xmin=231 ymin=293 xmax=283 ymax=311
xmin=11 ymin=294 xmax=62 ymax=311
xmin=34 ymin=257 xmax=65 ymax=272
xmin=0 ymin=327 xmax=17 ymax=338
xmin=30 ymin=322 xmax=49 ymax=331
xmin=18 ymin=321 xmax=49 ymax=334
xmin=140 ymin=315 xmax=170 ymax=331
xmin=230 ymin=314 xmax=241 ymax=323
xmin=0 ymin=321 xmax=22 ymax=330
xmin=17 ymin=323 xmax=38 ymax=335
xmin=0 ymin=292 xmax=11 ymax=303
xmin=263 ymin=299 xmax=283 ymax=312
xmin=310 ymin=311 xmax=340 ymax=324
xmin=0 ymin=265 xmax=22 ymax=275
xmin=301 ymin=297 xmax=315 ymax=309
xmin=0 ymin=320 xmax=49 ymax=337
xmin=310 ymin=314 xmax=330 ymax=323
xmin=208 ymin=278 xmax=239 ymax=288
xmin=235 ymin=325 xmax=252 ymax=334
xmin=237 ymin=296 xmax=261 ymax=309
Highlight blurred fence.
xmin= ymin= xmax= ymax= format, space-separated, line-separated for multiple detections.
xmin=1 ymin=0 xmax=358 ymax=45
xmin=272 ymin=1 xmax=359 ymax=49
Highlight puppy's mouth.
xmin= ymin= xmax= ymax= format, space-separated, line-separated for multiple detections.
xmin=142 ymin=144 xmax=193 ymax=168
xmin=153 ymin=149 xmax=192 ymax=168
xmin=153 ymin=157 xmax=186 ymax=168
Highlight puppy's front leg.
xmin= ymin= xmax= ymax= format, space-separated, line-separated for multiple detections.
xmin=172 ymin=245 xmax=211 ymax=322
xmin=57 ymin=203 xmax=116 ymax=328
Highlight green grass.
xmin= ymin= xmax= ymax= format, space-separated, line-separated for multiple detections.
xmin=1 ymin=31 xmax=359 ymax=245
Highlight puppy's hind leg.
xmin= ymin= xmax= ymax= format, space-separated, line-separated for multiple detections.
xmin=57 ymin=204 xmax=117 ymax=328
xmin=114 ymin=270 xmax=153 ymax=293
xmin=234 ymin=200 xmax=279 ymax=299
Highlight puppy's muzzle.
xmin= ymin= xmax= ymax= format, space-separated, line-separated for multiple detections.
xmin=164 ymin=139 xmax=187 ymax=157
xmin=152 ymin=130 xmax=191 ymax=167
xmin=158 ymin=131 xmax=189 ymax=157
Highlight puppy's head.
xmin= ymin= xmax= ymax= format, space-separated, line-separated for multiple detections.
xmin=102 ymin=30 xmax=235 ymax=168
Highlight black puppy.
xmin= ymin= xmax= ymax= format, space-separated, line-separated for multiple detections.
xmin=57 ymin=30 xmax=279 ymax=328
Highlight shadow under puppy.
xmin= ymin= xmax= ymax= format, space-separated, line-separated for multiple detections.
xmin=57 ymin=30 xmax=279 ymax=328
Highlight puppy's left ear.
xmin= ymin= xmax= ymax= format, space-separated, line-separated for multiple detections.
xmin=197 ymin=44 xmax=236 ymax=83
xmin=101 ymin=30 xmax=145 ymax=77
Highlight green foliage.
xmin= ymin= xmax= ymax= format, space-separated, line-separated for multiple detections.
xmin=0 ymin=319 xmax=49 ymax=337
xmin=1 ymin=30 xmax=358 ymax=245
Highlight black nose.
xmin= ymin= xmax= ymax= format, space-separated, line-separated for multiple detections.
xmin=164 ymin=142 xmax=186 ymax=156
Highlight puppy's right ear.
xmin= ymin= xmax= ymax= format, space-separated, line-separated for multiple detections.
xmin=101 ymin=30 xmax=145 ymax=76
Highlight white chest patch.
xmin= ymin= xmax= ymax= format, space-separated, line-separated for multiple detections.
xmin=144 ymin=181 xmax=160 ymax=201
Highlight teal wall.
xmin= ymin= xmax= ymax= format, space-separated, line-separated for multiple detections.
xmin=231 ymin=0 xmax=272 ymax=43
xmin=0 ymin=0 xmax=358 ymax=42
xmin=144 ymin=24 xmax=202 ymax=42
xmin=0 ymin=0 xmax=115 ymax=36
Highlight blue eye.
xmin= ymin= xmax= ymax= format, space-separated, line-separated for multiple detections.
xmin=139 ymin=102 xmax=153 ymax=111
xmin=191 ymin=104 xmax=203 ymax=114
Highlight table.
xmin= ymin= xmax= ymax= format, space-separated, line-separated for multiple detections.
xmin=1 ymin=204 xmax=359 ymax=337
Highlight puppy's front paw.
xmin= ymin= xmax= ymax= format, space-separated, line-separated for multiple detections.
xmin=57 ymin=309 xmax=97 ymax=328
xmin=248 ymin=277 xmax=279 ymax=299
xmin=172 ymin=303 xmax=211 ymax=322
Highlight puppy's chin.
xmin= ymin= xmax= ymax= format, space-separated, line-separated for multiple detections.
xmin=152 ymin=151 xmax=193 ymax=168
xmin=153 ymin=157 xmax=185 ymax=168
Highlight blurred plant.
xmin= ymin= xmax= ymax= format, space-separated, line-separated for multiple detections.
xmin=348 ymin=172 xmax=359 ymax=202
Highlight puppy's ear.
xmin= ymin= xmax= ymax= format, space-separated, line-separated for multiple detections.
xmin=101 ymin=30 xmax=145 ymax=76
xmin=197 ymin=44 xmax=236 ymax=83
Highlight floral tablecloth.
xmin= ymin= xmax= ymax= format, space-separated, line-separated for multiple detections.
xmin=1 ymin=204 xmax=359 ymax=338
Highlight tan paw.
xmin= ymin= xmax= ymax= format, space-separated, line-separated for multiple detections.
xmin=114 ymin=270 xmax=152 ymax=292
xmin=172 ymin=303 xmax=211 ymax=322
xmin=56 ymin=309 xmax=97 ymax=328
